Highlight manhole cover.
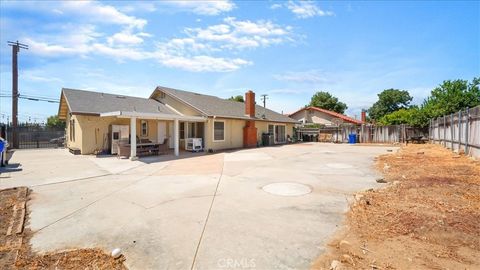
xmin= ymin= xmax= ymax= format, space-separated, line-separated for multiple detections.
xmin=325 ymin=163 xmax=354 ymax=169
xmin=262 ymin=182 xmax=312 ymax=196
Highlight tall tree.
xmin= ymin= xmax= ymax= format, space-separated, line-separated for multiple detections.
xmin=46 ymin=115 xmax=66 ymax=128
xmin=227 ymin=95 xmax=244 ymax=102
xmin=368 ymin=89 xmax=412 ymax=120
xmin=421 ymin=77 xmax=480 ymax=118
xmin=308 ymin=91 xmax=347 ymax=114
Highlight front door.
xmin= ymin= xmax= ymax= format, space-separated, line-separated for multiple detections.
xmin=158 ymin=121 xmax=167 ymax=144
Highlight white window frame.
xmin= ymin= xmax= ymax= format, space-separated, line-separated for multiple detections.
xmin=141 ymin=120 xmax=148 ymax=137
xmin=273 ymin=123 xmax=286 ymax=144
xmin=213 ymin=120 xmax=225 ymax=142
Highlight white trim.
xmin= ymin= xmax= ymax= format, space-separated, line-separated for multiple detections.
xmin=151 ymin=88 xmax=209 ymax=116
xmin=130 ymin=117 xmax=137 ymax=160
xmin=212 ymin=119 xmax=226 ymax=142
xmin=140 ymin=120 xmax=148 ymax=137
xmin=273 ymin=123 xmax=287 ymax=144
xmin=100 ymin=111 xmax=206 ymax=122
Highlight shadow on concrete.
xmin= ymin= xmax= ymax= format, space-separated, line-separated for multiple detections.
xmin=0 ymin=163 xmax=23 ymax=174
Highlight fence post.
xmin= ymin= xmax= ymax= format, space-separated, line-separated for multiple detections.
xmin=450 ymin=113 xmax=454 ymax=151
xmin=458 ymin=110 xmax=462 ymax=150
xmin=465 ymin=108 xmax=469 ymax=155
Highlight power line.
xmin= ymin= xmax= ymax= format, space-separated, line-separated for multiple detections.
xmin=0 ymin=94 xmax=59 ymax=103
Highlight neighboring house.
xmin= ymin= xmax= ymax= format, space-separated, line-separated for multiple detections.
xmin=58 ymin=86 xmax=296 ymax=158
xmin=288 ymin=106 xmax=363 ymax=126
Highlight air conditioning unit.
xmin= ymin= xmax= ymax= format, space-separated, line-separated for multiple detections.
xmin=185 ymin=138 xmax=203 ymax=152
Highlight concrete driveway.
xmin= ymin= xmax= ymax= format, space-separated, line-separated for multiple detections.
xmin=0 ymin=143 xmax=396 ymax=269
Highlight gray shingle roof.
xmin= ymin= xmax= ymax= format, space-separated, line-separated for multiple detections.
xmin=62 ymin=88 xmax=178 ymax=115
xmin=154 ymin=86 xmax=297 ymax=123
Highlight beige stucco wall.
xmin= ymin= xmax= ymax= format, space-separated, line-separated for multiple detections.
xmin=153 ymin=92 xmax=203 ymax=116
xmin=204 ymin=118 xmax=245 ymax=151
xmin=65 ymin=113 xmax=82 ymax=151
xmin=256 ymin=121 xmax=294 ymax=141
xmin=68 ymin=114 xmax=171 ymax=154
xmin=203 ymin=118 xmax=294 ymax=151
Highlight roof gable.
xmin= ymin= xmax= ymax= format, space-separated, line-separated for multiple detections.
xmin=58 ymin=88 xmax=179 ymax=118
xmin=290 ymin=106 xmax=363 ymax=125
xmin=152 ymin=86 xmax=297 ymax=123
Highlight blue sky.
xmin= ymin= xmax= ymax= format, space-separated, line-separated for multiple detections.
xmin=0 ymin=0 xmax=478 ymax=123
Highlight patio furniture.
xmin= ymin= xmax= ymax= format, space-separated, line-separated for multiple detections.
xmin=117 ymin=139 xmax=169 ymax=158
xmin=136 ymin=143 xmax=159 ymax=156
xmin=158 ymin=139 xmax=169 ymax=154
xmin=117 ymin=143 xmax=131 ymax=158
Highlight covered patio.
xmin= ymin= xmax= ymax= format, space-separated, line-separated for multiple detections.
xmin=100 ymin=111 xmax=206 ymax=160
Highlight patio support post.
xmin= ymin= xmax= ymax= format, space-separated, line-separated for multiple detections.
xmin=174 ymin=118 xmax=179 ymax=156
xmin=130 ymin=117 xmax=137 ymax=160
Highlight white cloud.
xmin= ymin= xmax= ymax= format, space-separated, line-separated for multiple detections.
xmin=92 ymin=43 xmax=148 ymax=61
xmin=186 ymin=17 xmax=294 ymax=49
xmin=270 ymin=3 xmax=282 ymax=10
xmin=274 ymin=70 xmax=330 ymax=83
xmin=162 ymin=0 xmax=235 ymax=15
xmin=58 ymin=1 xmax=147 ymax=29
xmin=19 ymin=7 xmax=293 ymax=72
xmin=275 ymin=1 xmax=334 ymax=19
xmin=24 ymin=24 xmax=100 ymax=57
xmin=159 ymin=56 xmax=251 ymax=72
xmin=107 ymin=31 xmax=144 ymax=46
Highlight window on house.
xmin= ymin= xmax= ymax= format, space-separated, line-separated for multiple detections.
xmin=213 ymin=121 xmax=225 ymax=141
xmin=268 ymin=124 xmax=274 ymax=135
xmin=141 ymin=120 xmax=148 ymax=137
xmin=70 ymin=119 xmax=75 ymax=142
xmin=180 ymin=122 xmax=185 ymax=139
xmin=274 ymin=125 xmax=286 ymax=143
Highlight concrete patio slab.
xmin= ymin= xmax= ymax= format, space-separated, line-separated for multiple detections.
xmin=1 ymin=143 xmax=398 ymax=269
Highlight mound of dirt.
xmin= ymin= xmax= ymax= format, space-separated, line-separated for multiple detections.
xmin=312 ymin=144 xmax=480 ymax=269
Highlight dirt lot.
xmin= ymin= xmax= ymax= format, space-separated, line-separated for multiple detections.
xmin=313 ymin=144 xmax=480 ymax=269
xmin=0 ymin=187 xmax=127 ymax=269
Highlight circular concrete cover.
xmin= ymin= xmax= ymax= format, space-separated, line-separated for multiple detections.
xmin=262 ymin=182 xmax=312 ymax=196
xmin=326 ymin=163 xmax=354 ymax=169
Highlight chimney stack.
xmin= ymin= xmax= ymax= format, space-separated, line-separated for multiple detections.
xmin=361 ymin=110 xmax=367 ymax=123
xmin=243 ymin=90 xmax=257 ymax=148
xmin=245 ymin=90 xmax=255 ymax=118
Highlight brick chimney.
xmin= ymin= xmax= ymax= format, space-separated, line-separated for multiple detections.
xmin=243 ymin=90 xmax=257 ymax=147
xmin=245 ymin=90 xmax=255 ymax=117
xmin=361 ymin=109 xmax=367 ymax=123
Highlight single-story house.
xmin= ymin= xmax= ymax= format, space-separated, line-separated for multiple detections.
xmin=288 ymin=106 xmax=364 ymax=126
xmin=58 ymin=86 xmax=296 ymax=158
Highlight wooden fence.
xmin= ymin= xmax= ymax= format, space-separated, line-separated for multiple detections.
xmin=429 ymin=105 xmax=480 ymax=158
xmin=296 ymin=124 xmax=428 ymax=144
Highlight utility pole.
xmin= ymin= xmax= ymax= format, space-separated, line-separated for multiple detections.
xmin=260 ymin=94 xmax=268 ymax=108
xmin=260 ymin=94 xmax=268 ymax=119
xmin=7 ymin=41 xmax=28 ymax=149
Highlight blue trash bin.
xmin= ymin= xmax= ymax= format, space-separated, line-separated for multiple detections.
xmin=348 ymin=134 xmax=356 ymax=144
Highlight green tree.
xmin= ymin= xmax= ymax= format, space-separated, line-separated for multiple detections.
xmin=368 ymin=89 xmax=413 ymax=120
xmin=308 ymin=91 xmax=347 ymax=114
xmin=421 ymin=77 xmax=480 ymax=119
xmin=46 ymin=115 xmax=66 ymax=128
xmin=227 ymin=95 xmax=244 ymax=102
